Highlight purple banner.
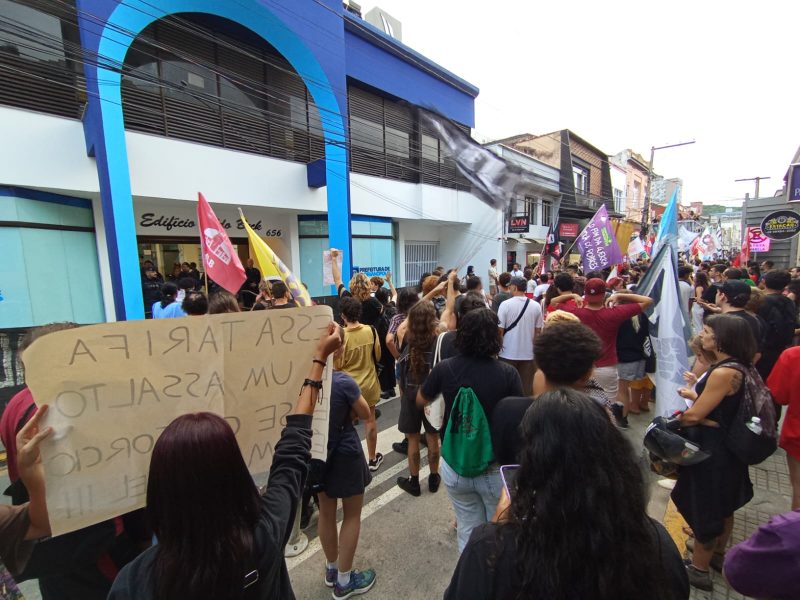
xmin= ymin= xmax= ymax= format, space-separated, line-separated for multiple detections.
xmin=576 ymin=205 xmax=623 ymax=272
xmin=789 ymin=164 xmax=800 ymax=203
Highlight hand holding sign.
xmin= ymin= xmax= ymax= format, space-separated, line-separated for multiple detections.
xmin=24 ymin=306 xmax=334 ymax=536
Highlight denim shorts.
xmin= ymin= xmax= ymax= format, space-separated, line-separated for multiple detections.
xmin=617 ymin=359 xmax=646 ymax=381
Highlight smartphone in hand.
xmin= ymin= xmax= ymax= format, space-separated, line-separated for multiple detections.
xmin=500 ymin=464 xmax=520 ymax=500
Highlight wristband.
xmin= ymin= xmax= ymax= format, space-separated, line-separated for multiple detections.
xmin=312 ymin=359 xmax=327 ymax=367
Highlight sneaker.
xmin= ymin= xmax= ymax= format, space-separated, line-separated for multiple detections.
xmin=617 ymin=415 xmax=629 ymax=429
xmin=325 ymin=567 xmax=337 ymax=588
xmin=368 ymin=453 xmax=384 ymax=472
xmin=380 ymin=390 xmax=394 ymax=400
xmin=611 ymin=404 xmax=629 ymax=429
xmin=397 ymin=476 xmax=421 ymax=497
xmin=392 ymin=439 xmax=409 ymax=455
xmin=333 ymin=569 xmax=377 ymax=599
xmin=374 ymin=408 xmax=382 ymax=420
xmin=684 ymin=560 xmax=713 ymax=591
xmin=428 ymin=473 xmax=441 ymax=493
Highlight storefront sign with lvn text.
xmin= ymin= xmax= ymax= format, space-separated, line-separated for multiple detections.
xmin=508 ymin=216 xmax=529 ymax=233
xmin=24 ymin=307 xmax=333 ymax=536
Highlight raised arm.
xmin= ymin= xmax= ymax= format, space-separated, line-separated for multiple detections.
xmin=608 ymin=292 xmax=653 ymax=311
xmin=259 ymin=323 xmax=341 ymax=545
xmin=385 ymin=271 xmax=397 ymax=303
xmin=440 ymin=271 xmax=459 ymax=332
xmin=421 ymin=280 xmax=447 ymax=303
xmin=330 ymin=248 xmax=344 ymax=295
xmin=17 ymin=405 xmax=53 ymax=539
xmin=550 ymin=292 xmax=583 ymax=308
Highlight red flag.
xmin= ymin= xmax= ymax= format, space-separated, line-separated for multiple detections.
xmin=197 ymin=192 xmax=246 ymax=294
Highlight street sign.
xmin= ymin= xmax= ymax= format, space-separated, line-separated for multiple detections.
xmin=761 ymin=209 xmax=800 ymax=240
xmin=508 ymin=215 xmax=529 ymax=233
xmin=747 ymin=227 xmax=771 ymax=252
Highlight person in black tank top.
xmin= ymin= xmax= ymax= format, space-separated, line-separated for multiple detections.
xmin=673 ymin=315 xmax=756 ymax=592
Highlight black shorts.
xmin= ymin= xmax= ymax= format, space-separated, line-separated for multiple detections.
xmin=398 ymin=388 xmax=437 ymax=435
xmin=322 ymin=451 xmax=372 ymax=499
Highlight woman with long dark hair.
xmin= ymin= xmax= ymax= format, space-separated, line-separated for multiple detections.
xmin=418 ymin=308 xmax=523 ymax=551
xmin=108 ymin=324 xmax=342 ymax=600
xmin=675 ymin=314 xmax=755 ymax=592
xmin=692 ymin=270 xmax=710 ymax=334
xmin=445 ymin=389 xmax=688 ymax=600
xmin=396 ymin=301 xmax=441 ymax=496
xmin=152 ymin=282 xmax=186 ymax=319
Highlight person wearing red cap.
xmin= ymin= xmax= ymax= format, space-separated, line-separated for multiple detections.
xmin=549 ymin=278 xmax=653 ymax=428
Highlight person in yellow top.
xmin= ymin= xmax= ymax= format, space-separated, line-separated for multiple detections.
xmin=335 ymin=296 xmax=384 ymax=472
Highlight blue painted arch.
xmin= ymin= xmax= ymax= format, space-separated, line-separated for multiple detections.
xmin=78 ymin=0 xmax=353 ymax=319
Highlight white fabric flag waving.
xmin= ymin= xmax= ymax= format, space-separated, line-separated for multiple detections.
xmin=635 ymin=244 xmax=691 ymax=416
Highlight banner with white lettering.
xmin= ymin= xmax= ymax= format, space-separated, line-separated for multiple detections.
xmin=25 ymin=307 xmax=333 ymax=535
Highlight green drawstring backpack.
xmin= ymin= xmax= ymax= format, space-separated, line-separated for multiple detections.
xmin=441 ymin=387 xmax=494 ymax=477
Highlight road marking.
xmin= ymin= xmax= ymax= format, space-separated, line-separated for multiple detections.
xmin=362 ymin=424 xmax=400 ymax=458
xmin=287 ymin=464 xmax=432 ymax=572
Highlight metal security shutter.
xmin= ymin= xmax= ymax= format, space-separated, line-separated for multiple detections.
xmin=404 ymin=241 xmax=439 ymax=286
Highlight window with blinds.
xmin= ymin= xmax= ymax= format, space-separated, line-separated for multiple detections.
xmin=120 ymin=15 xmax=325 ymax=164
xmin=0 ymin=0 xmax=84 ymax=119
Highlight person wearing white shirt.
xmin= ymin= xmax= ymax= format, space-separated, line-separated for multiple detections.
xmin=533 ymin=273 xmax=551 ymax=300
xmin=498 ymin=276 xmax=544 ymax=395
xmin=510 ymin=263 xmax=525 ymax=278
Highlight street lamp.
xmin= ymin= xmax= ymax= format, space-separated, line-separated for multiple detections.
xmin=640 ymin=140 xmax=696 ymax=237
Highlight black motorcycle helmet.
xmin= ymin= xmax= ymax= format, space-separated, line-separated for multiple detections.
xmin=644 ymin=415 xmax=711 ymax=466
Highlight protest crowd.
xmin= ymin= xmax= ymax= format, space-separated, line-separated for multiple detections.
xmin=3 ymin=190 xmax=800 ymax=600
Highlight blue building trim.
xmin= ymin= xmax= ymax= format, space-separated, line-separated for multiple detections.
xmin=342 ymin=12 xmax=479 ymax=98
xmin=76 ymin=0 xmax=354 ymax=319
xmin=344 ymin=26 xmax=476 ymax=127
xmin=299 ymin=214 xmax=393 ymax=223
xmin=0 ymin=186 xmax=93 ymax=210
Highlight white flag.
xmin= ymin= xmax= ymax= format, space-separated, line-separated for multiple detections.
xmin=635 ymin=245 xmax=691 ymax=417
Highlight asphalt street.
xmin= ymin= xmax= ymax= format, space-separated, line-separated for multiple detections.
xmin=3 ymin=395 xmax=666 ymax=600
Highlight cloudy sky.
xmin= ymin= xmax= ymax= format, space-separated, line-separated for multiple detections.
xmin=364 ymin=0 xmax=798 ymax=206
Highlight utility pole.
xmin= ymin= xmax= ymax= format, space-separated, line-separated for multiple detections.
xmin=640 ymin=140 xmax=696 ymax=238
xmin=735 ymin=176 xmax=771 ymax=201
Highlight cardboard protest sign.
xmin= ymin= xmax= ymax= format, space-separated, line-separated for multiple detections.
xmin=24 ymin=306 xmax=334 ymax=536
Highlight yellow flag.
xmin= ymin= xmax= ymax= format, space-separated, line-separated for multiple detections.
xmin=239 ymin=209 xmax=312 ymax=306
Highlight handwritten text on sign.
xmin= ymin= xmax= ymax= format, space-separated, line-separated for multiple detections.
xmin=24 ymin=307 xmax=334 ymax=536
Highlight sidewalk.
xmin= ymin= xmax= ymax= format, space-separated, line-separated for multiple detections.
xmin=665 ymin=448 xmax=793 ymax=600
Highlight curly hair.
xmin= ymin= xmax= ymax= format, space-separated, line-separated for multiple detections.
xmin=369 ymin=276 xmax=385 ymax=289
xmin=454 ymin=308 xmax=501 ymax=358
xmin=405 ymin=301 xmax=438 ymax=380
xmin=507 ymin=389 xmax=671 ymax=600
xmin=348 ymin=272 xmax=371 ymax=301
xmin=534 ymin=322 xmax=602 ymax=385
xmin=339 ymin=296 xmax=362 ymax=324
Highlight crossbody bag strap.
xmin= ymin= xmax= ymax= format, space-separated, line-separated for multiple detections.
xmin=433 ymin=332 xmax=446 ymax=367
xmin=503 ymin=298 xmax=530 ymax=336
xmin=370 ymin=325 xmax=378 ymax=364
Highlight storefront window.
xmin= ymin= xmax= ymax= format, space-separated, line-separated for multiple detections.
xmin=0 ymin=191 xmax=105 ymax=328
xmin=299 ymin=216 xmax=395 ymax=297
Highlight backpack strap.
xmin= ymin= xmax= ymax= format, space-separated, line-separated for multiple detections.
xmin=503 ymin=298 xmax=530 ymax=336
xmin=433 ymin=332 xmax=446 ymax=366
